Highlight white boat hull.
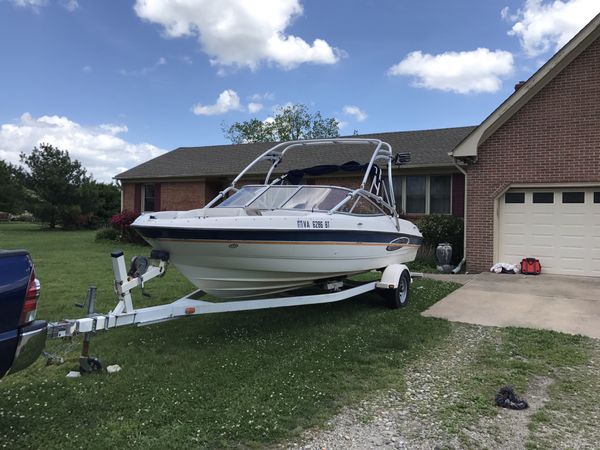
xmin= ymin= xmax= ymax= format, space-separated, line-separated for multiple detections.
xmin=135 ymin=211 xmax=422 ymax=298
xmin=145 ymin=239 xmax=419 ymax=298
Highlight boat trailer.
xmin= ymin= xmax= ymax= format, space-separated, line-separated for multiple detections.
xmin=47 ymin=251 xmax=414 ymax=373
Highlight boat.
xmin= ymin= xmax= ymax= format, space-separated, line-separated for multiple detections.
xmin=132 ymin=139 xmax=423 ymax=299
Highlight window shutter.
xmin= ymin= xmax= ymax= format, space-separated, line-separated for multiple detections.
xmin=155 ymin=183 xmax=161 ymax=211
xmin=134 ymin=184 xmax=141 ymax=213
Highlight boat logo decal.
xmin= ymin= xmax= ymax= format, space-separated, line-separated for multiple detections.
xmin=386 ymin=236 xmax=410 ymax=251
xmin=228 ymin=243 xmax=239 ymax=248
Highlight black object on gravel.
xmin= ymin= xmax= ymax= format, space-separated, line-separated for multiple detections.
xmin=495 ymin=386 xmax=529 ymax=410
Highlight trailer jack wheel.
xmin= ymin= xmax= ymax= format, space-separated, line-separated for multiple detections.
xmin=80 ymin=356 xmax=102 ymax=374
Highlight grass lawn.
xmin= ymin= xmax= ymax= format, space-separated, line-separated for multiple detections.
xmin=436 ymin=326 xmax=595 ymax=447
xmin=0 ymin=223 xmax=459 ymax=449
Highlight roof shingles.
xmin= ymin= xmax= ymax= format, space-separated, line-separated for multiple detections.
xmin=115 ymin=126 xmax=476 ymax=180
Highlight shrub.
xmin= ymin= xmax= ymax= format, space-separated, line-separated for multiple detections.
xmin=95 ymin=227 xmax=119 ymax=242
xmin=109 ymin=210 xmax=147 ymax=245
xmin=415 ymin=214 xmax=464 ymax=264
xmin=415 ymin=243 xmax=436 ymax=263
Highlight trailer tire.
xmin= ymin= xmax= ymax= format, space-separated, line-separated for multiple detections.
xmin=383 ymin=269 xmax=410 ymax=309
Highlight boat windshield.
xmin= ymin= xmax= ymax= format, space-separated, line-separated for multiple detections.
xmin=282 ymin=187 xmax=349 ymax=211
xmin=216 ymin=185 xmax=351 ymax=211
xmin=247 ymin=186 xmax=299 ymax=209
xmin=217 ymin=186 xmax=264 ymax=207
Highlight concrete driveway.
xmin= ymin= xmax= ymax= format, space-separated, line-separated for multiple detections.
xmin=422 ymin=272 xmax=600 ymax=339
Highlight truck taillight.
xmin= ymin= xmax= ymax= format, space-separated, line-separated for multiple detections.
xmin=20 ymin=270 xmax=40 ymax=325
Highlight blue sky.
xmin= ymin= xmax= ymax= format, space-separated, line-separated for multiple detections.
xmin=0 ymin=0 xmax=598 ymax=180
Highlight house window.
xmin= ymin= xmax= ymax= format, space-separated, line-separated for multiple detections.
xmin=430 ymin=176 xmax=451 ymax=214
xmin=533 ymin=192 xmax=554 ymax=203
xmin=505 ymin=192 xmax=525 ymax=203
xmin=562 ymin=192 xmax=584 ymax=204
xmin=391 ymin=175 xmax=452 ymax=215
xmin=406 ymin=176 xmax=426 ymax=214
xmin=595 ymin=192 xmax=600 ymax=204
xmin=143 ymin=184 xmax=155 ymax=212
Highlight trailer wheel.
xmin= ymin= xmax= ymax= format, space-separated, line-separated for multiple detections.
xmin=383 ymin=269 xmax=410 ymax=309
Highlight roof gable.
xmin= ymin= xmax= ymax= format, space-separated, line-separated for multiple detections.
xmin=452 ymin=13 xmax=600 ymax=158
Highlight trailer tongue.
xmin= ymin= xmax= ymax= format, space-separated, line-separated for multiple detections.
xmin=47 ymin=250 xmax=413 ymax=373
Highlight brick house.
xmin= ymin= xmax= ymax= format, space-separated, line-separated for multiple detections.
xmin=452 ymin=12 xmax=600 ymax=276
xmin=115 ymin=126 xmax=474 ymax=220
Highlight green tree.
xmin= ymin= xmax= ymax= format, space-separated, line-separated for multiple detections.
xmin=223 ymin=118 xmax=276 ymax=144
xmin=20 ymin=143 xmax=91 ymax=228
xmin=223 ymin=104 xmax=340 ymax=144
xmin=94 ymin=182 xmax=121 ymax=223
xmin=0 ymin=160 xmax=27 ymax=214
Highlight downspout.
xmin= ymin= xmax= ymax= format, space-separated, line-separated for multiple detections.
xmin=452 ymin=158 xmax=468 ymax=274
xmin=115 ymin=179 xmax=123 ymax=212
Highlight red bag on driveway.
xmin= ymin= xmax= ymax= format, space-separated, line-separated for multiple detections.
xmin=520 ymin=258 xmax=541 ymax=275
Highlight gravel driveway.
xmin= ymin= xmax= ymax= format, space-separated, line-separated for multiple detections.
xmin=282 ymin=323 xmax=600 ymax=449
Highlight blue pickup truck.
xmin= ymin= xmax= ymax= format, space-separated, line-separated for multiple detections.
xmin=0 ymin=250 xmax=47 ymax=378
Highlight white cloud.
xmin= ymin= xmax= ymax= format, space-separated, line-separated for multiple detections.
xmin=505 ymin=0 xmax=600 ymax=57
xmin=61 ymin=0 xmax=78 ymax=11
xmin=250 ymin=92 xmax=275 ymax=102
xmin=336 ymin=119 xmax=348 ymax=130
xmin=120 ymin=57 xmax=167 ymax=76
xmin=8 ymin=0 xmax=78 ymax=12
xmin=247 ymin=102 xmax=263 ymax=113
xmin=99 ymin=123 xmax=128 ymax=134
xmin=7 ymin=0 xmax=47 ymax=11
xmin=192 ymin=89 xmax=241 ymax=115
xmin=271 ymin=101 xmax=295 ymax=113
xmin=133 ymin=0 xmax=342 ymax=70
xmin=388 ymin=48 xmax=514 ymax=94
xmin=342 ymin=105 xmax=367 ymax=122
xmin=0 ymin=113 xmax=165 ymax=182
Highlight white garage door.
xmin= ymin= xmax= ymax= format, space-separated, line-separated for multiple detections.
xmin=499 ymin=187 xmax=600 ymax=276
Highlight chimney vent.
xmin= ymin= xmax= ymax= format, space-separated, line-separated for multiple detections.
xmin=514 ymin=81 xmax=526 ymax=91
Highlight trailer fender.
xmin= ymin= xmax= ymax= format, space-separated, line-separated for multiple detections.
xmin=376 ymin=264 xmax=410 ymax=289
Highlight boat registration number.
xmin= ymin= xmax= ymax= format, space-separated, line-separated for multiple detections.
xmin=297 ymin=220 xmax=330 ymax=229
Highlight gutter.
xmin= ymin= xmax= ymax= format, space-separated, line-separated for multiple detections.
xmin=114 ymin=162 xmax=461 ymax=182
xmin=452 ymin=157 xmax=468 ymax=274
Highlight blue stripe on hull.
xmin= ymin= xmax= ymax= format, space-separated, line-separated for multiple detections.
xmin=133 ymin=226 xmax=423 ymax=246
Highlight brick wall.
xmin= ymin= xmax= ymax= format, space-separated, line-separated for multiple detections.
xmin=159 ymin=181 xmax=206 ymax=210
xmin=122 ymin=183 xmax=136 ymax=211
xmin=204 ymin=180 xmax=225 ymax=204
xmin=121 ymin=181 xmax=207 ymax=211
xmin=466 ymin=36 xmax=600 ymax=272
